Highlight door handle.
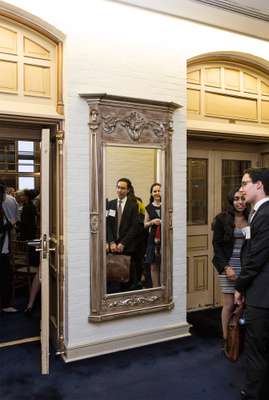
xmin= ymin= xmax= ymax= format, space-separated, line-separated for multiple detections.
xmin=27 ymin=239 xmax=42 ymax=252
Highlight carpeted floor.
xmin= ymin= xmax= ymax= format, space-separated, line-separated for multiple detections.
xmin=0 ymin=308 xmax=245 ymax=400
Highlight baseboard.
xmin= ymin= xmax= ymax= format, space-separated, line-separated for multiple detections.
xmin=63 ymin=322 xmax=190 ymax=362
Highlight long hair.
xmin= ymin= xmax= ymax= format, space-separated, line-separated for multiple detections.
xmin=212 ymin=187 xmax=249 ymax=241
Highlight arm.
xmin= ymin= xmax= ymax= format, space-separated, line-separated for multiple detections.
xmin=144 ymin=209 xmax=161 ymax=228
xmin=236 ymin=218 xmax=269 ymax=291
xmin=212 ymin=216 xmax=233 ymax=274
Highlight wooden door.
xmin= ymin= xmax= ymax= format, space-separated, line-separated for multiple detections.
xmin=187 ymin=143 xmax=259 ymax=310
xmin=40 ymin=128 xmax=50 ymax=374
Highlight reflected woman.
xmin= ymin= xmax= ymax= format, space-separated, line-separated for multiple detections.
xmin=144 ymin=183 xmax=161 ymax=287
xmin=212 ymin=187 xmax=248 ymax=348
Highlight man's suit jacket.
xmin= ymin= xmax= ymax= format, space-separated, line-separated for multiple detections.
xmin=236 ymin=201 xmax=269 ymax=308
xmin=106 ymin=197 xmax=139 ymax=254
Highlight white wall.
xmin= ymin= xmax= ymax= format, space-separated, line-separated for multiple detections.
xmin=5 ymin=0 xmax=269 ymax=349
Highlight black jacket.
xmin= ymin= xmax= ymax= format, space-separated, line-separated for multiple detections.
xmin=236 ymin=201 xmax=269 ymax=308
xmin=212 ymin=214 xmax=234 ymax=274
xmin=106 ymin=197 xmax=139 ymax=254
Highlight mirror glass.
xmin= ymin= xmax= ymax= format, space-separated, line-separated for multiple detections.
xmin=105 ymin=145 xmax=164 ymax=294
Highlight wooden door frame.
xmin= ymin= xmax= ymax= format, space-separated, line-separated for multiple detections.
xmin=0 ymin=116 xmax=64 ymax=369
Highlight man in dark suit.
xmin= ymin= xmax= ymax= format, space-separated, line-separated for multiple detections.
xmin=235 ymin=168 xmax=269 ymax=400
xmin=106 ymin=178 xmax=139 ymax=290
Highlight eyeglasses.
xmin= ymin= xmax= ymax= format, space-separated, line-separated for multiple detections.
xmin=240 ymin=180 xmax=252 ymax=187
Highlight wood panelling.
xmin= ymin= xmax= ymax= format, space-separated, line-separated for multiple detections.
xmin=0 ymin=25 xmax=17 ymax=54
xmin=24 ymin=37 xmax=50 ymax=60
xmin=24 ymin=64 xmax=50 ymax=97
xmin=261 ymin=101 xmax=269 ymax=122
xmin=187 ymin=62 xmax=269 ymax=125
xmin=194 ymin=256 xmax=208 ymax=291
xmin=0 ymin=18 xmax=58 ymax=114
xmin=224 ymin=68 xmax=240 ymax=91
xmin=243 ymin=73 xmax=257 ymax=94
xmin=0 ymin=59 xmax=17 ymax=92
xmin=205 ymin=92 xmax=257 ymax=121
xmin=204 ymin=67 xmax=220 ymax=88
xmin=188 ymin=235 xmax=208 ymax=251
xmin=187 ymin=89 xmax=200 ymax=114
xmin=261 ymin=81 xmax=269 ymax=96
xmin=187 ymin=69 xmax=200 ymax=84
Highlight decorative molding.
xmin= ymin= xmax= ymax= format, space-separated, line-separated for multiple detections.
xmin=194 ymin=0 xmax=269 ymax=22
xmin=103 ymin=295 xmax=160 ymax=308
xmin=89 ymin=109 xmax=100 ymax=132
xmin=63 ymin=322 xmax=190 ymax=362
xmin=90 ymin=212 xmax=99 ymax=234
xmin=102 ymin=111 xmax=166 ymax=141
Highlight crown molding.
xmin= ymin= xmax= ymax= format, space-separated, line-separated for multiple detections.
xmin=109 ymin=0 xmax=269 ymax=41
xmin=194 ymin=0 xmax=269 ymax=22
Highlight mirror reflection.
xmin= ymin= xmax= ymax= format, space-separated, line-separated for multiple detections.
xmin=105 ymin=146 xmax=163 ymax=294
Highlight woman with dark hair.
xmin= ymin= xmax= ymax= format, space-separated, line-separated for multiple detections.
xmin=0 ymin=183 xmax=17 ymax=312
xmin=212 ymin=187 xmax=248 ymax=346
xmin=144 ymin=183 xmax=161 ymax=287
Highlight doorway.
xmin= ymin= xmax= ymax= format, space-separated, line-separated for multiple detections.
xmin=0 ymin=122 xmax=62 ymax=374
xmin=187 ymin=137 xmax=261 ymax=310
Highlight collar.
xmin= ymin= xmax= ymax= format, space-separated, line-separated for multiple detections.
xmin=253 ymin=197 xmax=269 ymax=213
xmin=118 ymin=196 xmax=127 ymax=208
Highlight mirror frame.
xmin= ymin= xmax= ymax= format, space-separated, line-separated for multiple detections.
xmin=80 ymin=93 xmax=181 ymax=322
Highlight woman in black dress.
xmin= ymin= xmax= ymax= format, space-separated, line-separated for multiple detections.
xmin=144 ymin=183 xmax=161 ymax=287
xmin=212 ymin=187 xmax=248 ymax=345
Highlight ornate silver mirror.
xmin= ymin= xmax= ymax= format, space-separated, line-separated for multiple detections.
xmin=80 ymin=94 xmax=180 ymax=321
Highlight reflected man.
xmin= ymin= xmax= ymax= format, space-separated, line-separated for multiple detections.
xmin=106 ymin=178 xmax=139 ymax=290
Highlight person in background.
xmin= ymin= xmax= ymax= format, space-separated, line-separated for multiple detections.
xmin=212 ymin=187 xmax=248 ymax=351
xmin=144 ymin=183 xmax=162 ymax=288
xmin=19 ymin=189 xmax=40 ymax=315
xmin=235 ymin=168 xmax=269 ymax=400
xmin=0 ymin=183 xmax=17 ymax=312
xmin=6 ymin=187 xmax=16 ymax=198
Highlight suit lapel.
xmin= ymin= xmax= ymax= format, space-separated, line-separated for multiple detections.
xmin=251 ymin=200 xmax=269 ymax=224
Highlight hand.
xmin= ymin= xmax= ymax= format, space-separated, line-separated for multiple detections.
xmin=110 ymin=242 xmax=117 ymax=253
xmin=117 ymin=243 xmax=124 ymax=253
xmin=106 ymin=243 xmax=109 ymax=253
xmin=152 ymin=218 xmax=161 ymax=226
xmin=224 ymin=266 xmax=237 ymax=281
xmin=234 ymin=290 xmax=244 ymax=306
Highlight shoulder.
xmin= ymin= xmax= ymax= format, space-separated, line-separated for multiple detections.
xmin=212 ymin=213 xmax=227 ymax=230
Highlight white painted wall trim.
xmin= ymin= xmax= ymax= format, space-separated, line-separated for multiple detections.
xmin=111 ymin=0 xmax=269 ymax=41
xmin=63 ymin=322 xmax=190 ymax=362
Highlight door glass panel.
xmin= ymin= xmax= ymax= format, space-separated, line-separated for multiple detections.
xmin=187 ymin=158 xmax=208 ymax=225
xmin=221 ymin=159 xmax=251 ymax=210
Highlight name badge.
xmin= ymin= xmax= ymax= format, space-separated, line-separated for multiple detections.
xmin=108 ymin=209 xmax=116 ymax=217
xmin=242 ymin=226 xmax=251 ymax=239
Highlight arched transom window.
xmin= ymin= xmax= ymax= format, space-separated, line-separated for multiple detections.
xmin=187 ymin=62 xmax=269 ymax=125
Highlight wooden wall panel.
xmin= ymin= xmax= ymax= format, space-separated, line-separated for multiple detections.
xmin=0 ymin=60 xmax=17 ymax=92
xmin=24 ymin=37 xmax=50 ymax=60
xmin=204 ymin=67 xmax=220 ymax=88
xmin=0 ymin=25 xmax=17 ymax=54
xmin=24 ymin=64 xmax=50 ymax=97
xmin=187 ymin=89 xmax=200 ymax=114
xmin=205 ymin=92 xmax=257 ymax=121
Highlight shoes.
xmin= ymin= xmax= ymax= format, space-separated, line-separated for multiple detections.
xmin=240 ymin=389 xmax=248 ymax=399
xmin=24 ymin=307 xmax=33 ymax=317
xmin=2 ymin=306 xmax=18 ymax=313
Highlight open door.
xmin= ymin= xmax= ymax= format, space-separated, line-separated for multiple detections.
xmin=40 ymin=128 xmax=51 ymax=374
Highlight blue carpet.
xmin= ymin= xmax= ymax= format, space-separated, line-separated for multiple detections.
xmin=0 ymin=309 xmax=245 ymax=400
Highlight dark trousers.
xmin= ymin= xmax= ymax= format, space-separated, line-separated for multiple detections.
xmin=0 ymin=253 xmax=12 ymax=309
xmin=243 ymin=306 xmax=269 ymax=399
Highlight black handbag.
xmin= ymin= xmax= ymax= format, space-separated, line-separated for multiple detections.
xmin=106 ymin=253 xmax=131 ymax=283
